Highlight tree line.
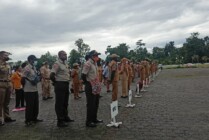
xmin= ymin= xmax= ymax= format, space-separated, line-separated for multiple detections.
xmin=10 ymin=32 xmax=209 ymax=69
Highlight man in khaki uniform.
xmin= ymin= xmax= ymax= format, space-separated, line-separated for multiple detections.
xmin=71 ymin=63 xmax=81 ymax=99
xmin=0 ymin=51 xmax=16 ymax=126
xmin=109 ymin=54 xmax=119 ymax=101
xmin=82 ymin=50 xmax=103 ymax=127
xmin=119 ymin=58 xmax=129 ymax=98
xmin=40 ymin=61 xmax=52 ymax=100
xmin=128 ymin=61 xmax=133 ymax=90
xmin=50 ymin=50 xmax=74 ymax=127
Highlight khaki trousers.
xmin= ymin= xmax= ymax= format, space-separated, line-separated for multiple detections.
xmin=0 ymin=87 xmax=11 ymax=121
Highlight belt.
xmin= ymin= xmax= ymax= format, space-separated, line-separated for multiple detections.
xmin=0 ymin=79 xmax=11 ymax=82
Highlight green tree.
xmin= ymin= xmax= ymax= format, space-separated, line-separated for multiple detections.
xmin=68 ymin=49 xmax=80 ymax=67
xmin=37 ymin=51 xmax=57 ymax=69
xmin=75 ymin=38 xmax=90 ymax=57
xmin=105 ymin=43 xmax=130 ymax=60
xmin=182 ymin=32 xmax=205 ymax=63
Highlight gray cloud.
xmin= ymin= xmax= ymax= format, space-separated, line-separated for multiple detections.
xmin=0 ymin=0 xmax=208 ymax=61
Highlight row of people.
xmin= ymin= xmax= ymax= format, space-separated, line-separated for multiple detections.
xmin=0 ymin=49 xmax=158 ymax=128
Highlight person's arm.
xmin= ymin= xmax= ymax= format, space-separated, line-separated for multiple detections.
xmin=50 ymin=72 xmax=56 ymax=83
xmin=111 ymin=70 xmax=115 ymax=82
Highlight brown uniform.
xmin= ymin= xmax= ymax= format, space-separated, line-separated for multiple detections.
xmin=97 ymin=66 xmax=103 ymax=83
xmin=0 ymin=60 xmax=12 ymax=124
xmin=71 ymin=68 xmax=80 ymax=99
xmin=40 ymin=65 xmax=51 ymax=99
xmin=109 ymin=60 xmax=119 ymax=101
xmin=128 ymin=64 xmax=133 ymax=90
xmin=119 ymin=59 xmax=129 ymax=97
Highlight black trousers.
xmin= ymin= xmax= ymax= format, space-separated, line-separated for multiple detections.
xmin=85 ymin=82 xmax=100 ymax=123
xmin=24 ymin=92 xmax=39 ymax=122
xmin=54 ymin=82 xmax=70 ymax=122
xmin=15 ymin=89 xmax=25 ymax=108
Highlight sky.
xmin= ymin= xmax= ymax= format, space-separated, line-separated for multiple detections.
xmin=0 ymin=0 xmax=209 ymax=61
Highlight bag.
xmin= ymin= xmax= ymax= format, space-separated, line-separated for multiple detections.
xmin=90 ymin=78 xmax=101 ymax=95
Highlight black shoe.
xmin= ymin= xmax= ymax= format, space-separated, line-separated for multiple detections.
xmin=0 ymin=122 xmax=4 ymax=126
xmin=57 ymin=122 xmax=68 ymax=127
xmin=99 ymin=95 xmax=103 ymax=98
xmin=86 ymin=122 xmax=97 ymax=127
xmin=64 ymin=117 xmax=74 ymax=122
xmin=93 ymin=119 xmax=103 ymax=124
xmin=33 ymin=119 xmax=43 ymax=123
xmin=42 ymin=97 xmax=47 ymax=100
xmin=25 ymin=121 xmax=33 ymax=127
xmin=4 ymin=118 xmax=16 ymax=123
xmin=47 ymin=97 xmax=53 ymax=99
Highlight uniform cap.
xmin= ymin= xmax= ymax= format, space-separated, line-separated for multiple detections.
xmin=109 ymin=54 xmax=119 ymax=58
xmin=27 ymin=55 xmax=38 ymax=61
xmin=73 ymin=63 xmax=79 ymax=67
xmin=89 ymin=50 xmax=101 ymax=57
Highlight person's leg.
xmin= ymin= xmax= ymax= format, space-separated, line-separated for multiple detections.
xmin=85 ymin=83 xmax=96 ymax=126
xmin=20 ymin=89 xmax=25 ymax=107
xmin=33 ymin=92 xmax=39 ymax=121
xmin=55 ymin=82 xmax=66 ymax=122
xmin=15 ymin=89 xmax=21 ymax=108
xmin=0 ymin=88 xmax=6 ymax=125
xmin=24 ymin=92 xmax=35 ymax=123
xmin=4 ymin=88 xmax=14 ymax=120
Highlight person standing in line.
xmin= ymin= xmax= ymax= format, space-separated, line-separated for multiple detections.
xmin=102 ymin=61 xmax=111 ymax=93
xmin=40 ymin=61 xmax=53 ymax=100
xmin=11 ymin=65 xmax=25 ymax=109
xmin=50 ymin=50 xmax=74 ymax=127
xmin=82 ymin=50 xmax=103 ymax=127
xmin=119 ymin=58 xmax=129 ymax=98
xmin=22 ymin=55 xmax=43 ymax=126
xmin=71 ymin=63 xmax=81 ymax=100
xmin=127 ymin=61 xmax=133 ymax=90
xmin=0 ymin=51 xmax=16 ymax=126
xmin=108 ymin=54 xmax=120 ymax=101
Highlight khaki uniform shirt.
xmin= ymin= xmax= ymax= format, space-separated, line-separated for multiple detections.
xmin=0 ymin=60 xmax=12 ymax=88
xmin=40 ymin=66 xmax=50 ymax=79
xmin=71 ymin=68 xmax=79 ymax=84
xmin=109 ymin=60 xmax=119 ymax=81
xmin=23 ymin=64 xmax=38 ymax=92
xmin=51 ymin=59 xmax=70 ymax=82
xmin=82 ymin=59 xmax=98 ymax=82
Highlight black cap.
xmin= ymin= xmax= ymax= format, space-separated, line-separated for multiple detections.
xmin=89 ymin=50 xmax=101 ymax=57
xmin=27 ymin=55 xmax=38 ymax=61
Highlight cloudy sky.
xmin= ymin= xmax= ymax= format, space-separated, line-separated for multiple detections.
xmin=0 ymin=0 xmax=209 ymax=61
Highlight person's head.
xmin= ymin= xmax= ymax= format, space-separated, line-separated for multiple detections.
xmin=15 ymin=65 xmax=21 ymax=72
xmin=73 ymin=63 xmax=79 ymax=69
xmin=97 ymin=58 xmax=101 ymax=66
xmin=0 ymin=51 xmax=11 ymax=61
xmin=43 ymin=61 xmax=49 ymax=68
xmin=27 ymin=55 xmax=38 ymax=66
xmin=89 ymin=50 xmax=101 ymax=62
xmin=109 ymin=54 xmax=119 ymax=61
xmin=21 ymin=62 xmax=28 ymax=69
xmin=58 ymin=50 xmax=67 ymax=61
